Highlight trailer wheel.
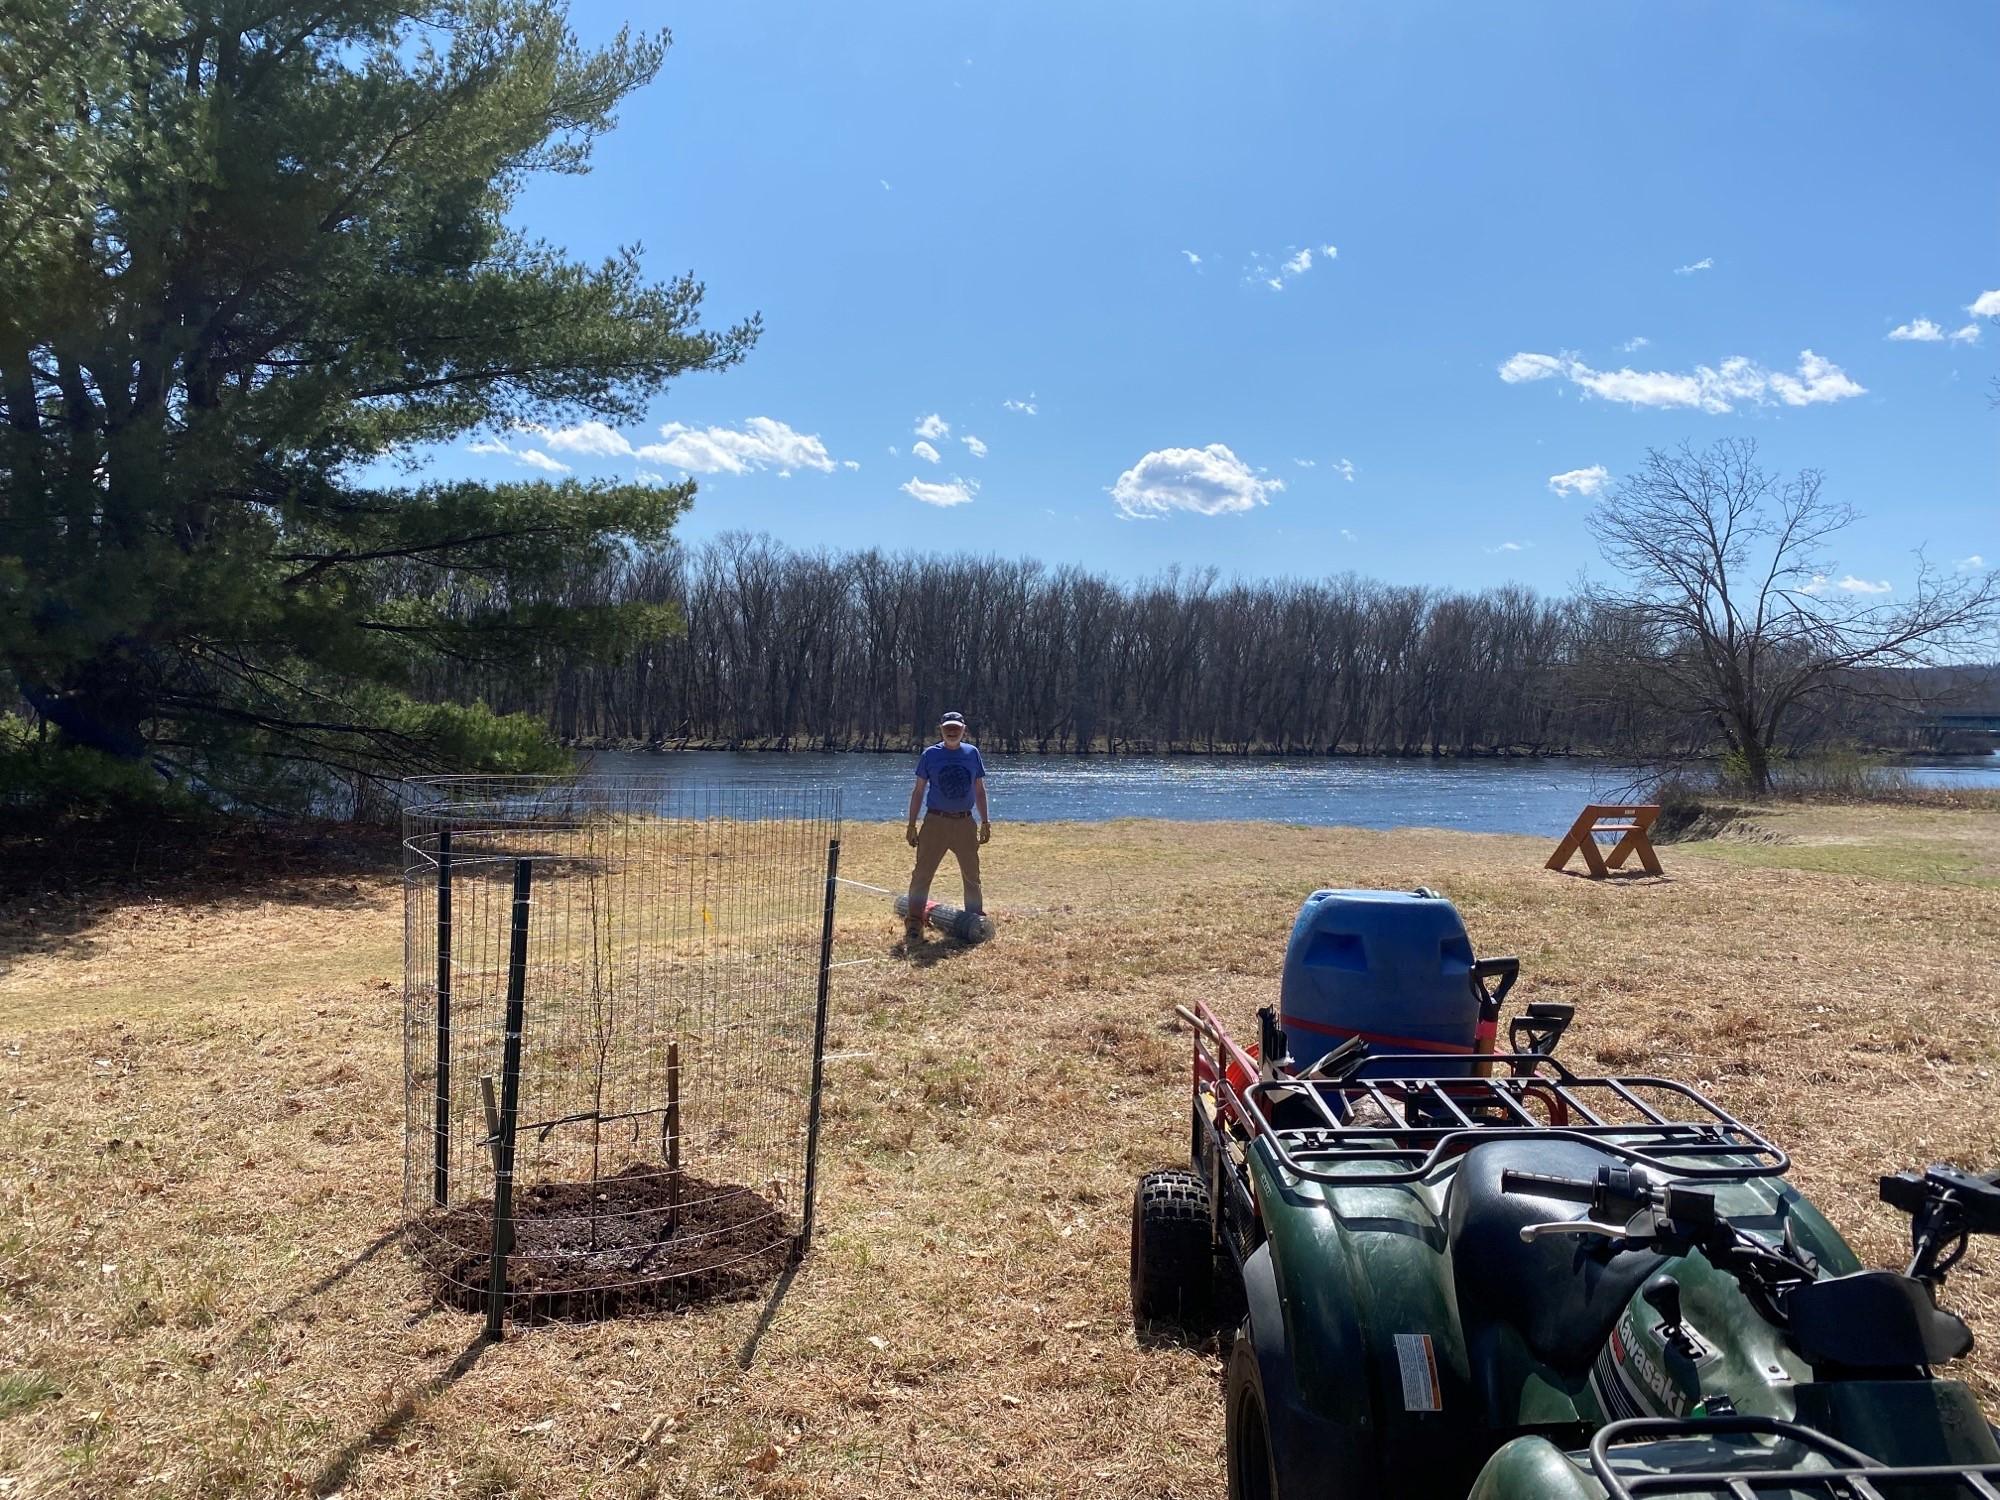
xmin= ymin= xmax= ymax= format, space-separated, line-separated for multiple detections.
xmin=1225 ymin=1329 xmax=1279 ymax=1500
xmin=1130 ymin=1169 xmax=1214 ymax=1334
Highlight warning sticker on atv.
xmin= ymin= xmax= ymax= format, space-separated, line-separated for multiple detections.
xmin=1394 ymin=1333 xmax=1441 ymax=1412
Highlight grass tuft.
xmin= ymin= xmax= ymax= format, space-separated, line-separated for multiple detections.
xmin=0 ymin=1368 xmax=61 ymax=1416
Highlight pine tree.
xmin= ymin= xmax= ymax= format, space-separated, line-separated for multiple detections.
xmin=0 ymin=1 xmax=756 ymax=807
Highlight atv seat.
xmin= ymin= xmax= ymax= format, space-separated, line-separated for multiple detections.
xmin=1448 ymin=1141 xmax=1668 ymax=1388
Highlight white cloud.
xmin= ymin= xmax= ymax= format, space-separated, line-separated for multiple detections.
xmin=1548 ymin=464 xmax=1610 ymax=498
xmin=1836 ymin=576 xmax=1892 ymax=595
xmin=466 ymin=436 xmax=570 ymax=474
xmin=1247 ymin=242 xmax=1336 ymax=292
xmin=901 ymin=475 xmax=978 ymax=507
xmin=1181 ymin=250 xmax=1202 ymax=266
xmin=961 ymin=434 xmax=987 ymax=458
xmin=1108 ymin=444 xmax=1283 ymax=520
xmin=1762 ymin=353 xmax=1867 ymax=406
xmin=1002 ymin=395 xmax=1038 ymax=415
xmin=1339 ymin=528 xmax=1357 ymax=542
xmin=1293 ymin=458 xmax=1317 ymax=468
xmin=509 ymin=417 xmax=842 ymax=477
xmin=1955 ymin=554 xmax=1985 ymax=573
xmin=636 ymin=417 xmax=836 ymax=476
xmin=1674 ymin=257 xmax=1714 ymax=276
xmin=527 ymin=420 xmax=633 ymax=457
xmin=1499 ymin=352 xmax=1567 ymax=384
xmin=1497 ymin=349 xmax=1865 ymax=413
xmin=911 ymin=440 xmax=942 ymax=465
xmin=842 ymin=459 xmax=862 ymax=471
xmin=1621 ymin=336 xmax=1650 ymax=353
xmin=914 ymin=413 xmax=950 ymax=440
xmin=1487 ymin=540 xmax=1531 ymax=553
xmin=1333 ymin=458 xmax=1356 ymax=483
xmin=1888 ymin=318 xmax=1945 ymax=342
xmin=1969 ymin=290 xmax=2000 ymax=318
xmin=880 ymin=179 xmax=892 ymax=191
xmin=1950 ymin=323 xmax=1982 ymax=345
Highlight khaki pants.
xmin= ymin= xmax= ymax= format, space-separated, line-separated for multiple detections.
xmin=908 ymin=813 xmax=982 ymax=921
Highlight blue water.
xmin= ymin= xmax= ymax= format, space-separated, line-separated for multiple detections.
xmin=578 ymin=750 xmax=2000 ymax=838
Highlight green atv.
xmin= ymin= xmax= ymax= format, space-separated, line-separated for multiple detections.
xmin=1133 ymin=987 xmax=2000 ymax=1499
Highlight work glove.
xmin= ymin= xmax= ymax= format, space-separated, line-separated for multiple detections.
xmin=978 ymin=820 xmax=991 ymax=845
xmin=905 ymin=821 xmax=919 ymax=848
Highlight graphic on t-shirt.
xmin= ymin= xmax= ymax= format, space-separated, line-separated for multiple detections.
xmin=934 ymin=761 xmax=974 ymax=803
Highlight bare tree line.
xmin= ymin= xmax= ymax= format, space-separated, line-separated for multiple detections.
xmin=403 ymin=531 xmax=1970 ymax=759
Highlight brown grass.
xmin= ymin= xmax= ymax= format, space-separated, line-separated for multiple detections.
xmin=1 ymin=815 xmax=1995 ymax=1497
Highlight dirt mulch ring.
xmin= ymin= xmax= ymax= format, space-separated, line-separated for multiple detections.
xmin=413 ymin=1165 xmax=794 ymax=1322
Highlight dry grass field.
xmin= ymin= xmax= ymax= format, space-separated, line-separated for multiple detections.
xmin=2 ymin=805 xmax=1997 ymax=1498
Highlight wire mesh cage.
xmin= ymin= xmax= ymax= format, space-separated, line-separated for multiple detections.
xmin=401 ymin=777 xmax=842 ymax=1333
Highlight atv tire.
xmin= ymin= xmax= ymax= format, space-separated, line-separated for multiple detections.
xmin=1130 ymin=1169 xmax=1214 ymax=1334
xmin=1225 ymin=1329 xmax=1281 ymax=1500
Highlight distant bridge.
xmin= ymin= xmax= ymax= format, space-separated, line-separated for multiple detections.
xmin=1926 ymin=709 xmax=2000 ymax=736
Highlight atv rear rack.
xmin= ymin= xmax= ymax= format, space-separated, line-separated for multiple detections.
xmin=1188 ymin=999 xmax=1789 ymax=1187
xmin=1589 ymin=1417 xmax=2000 ymax=1498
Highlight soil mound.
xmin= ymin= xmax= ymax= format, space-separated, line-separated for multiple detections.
xmin=415 ymin=1164 xmax=792 ymax=1321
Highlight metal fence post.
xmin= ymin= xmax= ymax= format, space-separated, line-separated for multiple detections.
xmin=797 ymin=838 xmax=840 ymax=1258
xmin=485 ymin=857 xmax=532 ymax=1339
xmin=432 ymin=827 xmax=453 ymax=1207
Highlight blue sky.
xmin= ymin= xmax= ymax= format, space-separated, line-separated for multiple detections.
xmin=454 ymin=1 xmax=1998 ymax=594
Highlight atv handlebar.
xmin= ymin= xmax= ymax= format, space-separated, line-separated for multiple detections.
xmin=1499 ymin=1165 xmax=1716 ymax=1228
xmin=1498 ymin=1169 xmax=1597 ymax=1205
xmin=1880 ymin=1163 xmax=2000 ymax=1289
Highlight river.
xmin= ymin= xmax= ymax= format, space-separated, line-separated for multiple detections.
xmin=576 ymin=750 xmax=2000 ymax=838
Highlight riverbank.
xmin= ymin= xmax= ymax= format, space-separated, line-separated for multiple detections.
xmin=2 ymin=809 xmax=1995 ymax=1497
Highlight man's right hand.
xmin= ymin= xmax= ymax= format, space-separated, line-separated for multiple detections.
xmin=905 ymin=821 xmax=920 ymax=848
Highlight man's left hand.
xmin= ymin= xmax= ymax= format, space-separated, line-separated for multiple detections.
xmin=978 ymin=820 xmax=991 ymax=845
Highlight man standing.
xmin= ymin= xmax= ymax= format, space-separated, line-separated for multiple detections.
xmin=904 ymin=710 xmax=990 ymax=943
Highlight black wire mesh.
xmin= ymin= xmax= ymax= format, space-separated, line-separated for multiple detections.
xmin=401 ymin=777 xmax=841 ymax=1326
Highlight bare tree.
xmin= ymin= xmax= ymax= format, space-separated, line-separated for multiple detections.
xmin=1584 ymin=438 xmax=1999 ymax=791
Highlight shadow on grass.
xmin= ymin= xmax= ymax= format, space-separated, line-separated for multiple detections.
xmin=309 ymin=1328 xmax=495 ymax=1498
xmin=736 ymin=1257 xmax=803 ymax=1370
xmin=894 ymin=934 xmax=981 ymax=970
xmin=1132 ymin=1317 xmax=1229 ymax=1355
xmin=0 ymin=815 xmax=386 ymax=968
xmin=246 ymin=1222 xmax=407 ymax=1340
xmin=1550 ymin=867 xmax=1673 ymax=884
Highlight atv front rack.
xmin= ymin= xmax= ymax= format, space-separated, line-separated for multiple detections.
xmin=1589 ymin=1417 xmax=2000 ymax=1498
xmin=1188 ymin=1000 xmax=1789 ymax=1187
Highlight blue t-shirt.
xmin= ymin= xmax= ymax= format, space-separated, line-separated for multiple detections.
xmin=916 ymin=742 xmax=986 ymax=813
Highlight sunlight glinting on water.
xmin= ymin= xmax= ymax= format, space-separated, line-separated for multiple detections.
xmin=578 ymin=751 xmax=2000 ymax=837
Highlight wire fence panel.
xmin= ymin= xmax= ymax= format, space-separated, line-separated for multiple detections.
xmin=401 ymin=777 xmax=841 ymax=1329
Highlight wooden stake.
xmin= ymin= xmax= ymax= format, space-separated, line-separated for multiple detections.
xmin=479 ymin=1075 xmax=502 ymax=1172
xmin=665 ymin=1040 xmax=682 ymax=1232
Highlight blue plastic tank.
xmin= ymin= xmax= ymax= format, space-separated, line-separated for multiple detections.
xmin=1278 ymin=888 xmax=1479 ymax=1076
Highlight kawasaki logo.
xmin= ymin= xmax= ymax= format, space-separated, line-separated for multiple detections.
xmin=1610 ymin=1308 xmax=1688 ymax=1418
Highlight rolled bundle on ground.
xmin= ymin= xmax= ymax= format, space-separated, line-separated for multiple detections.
xmin=894 ymin=894 xmax=995 ymax=944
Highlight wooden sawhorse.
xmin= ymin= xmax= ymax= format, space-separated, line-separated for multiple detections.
xmin=1546 ymin=803 xmax=1663 ymax=877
